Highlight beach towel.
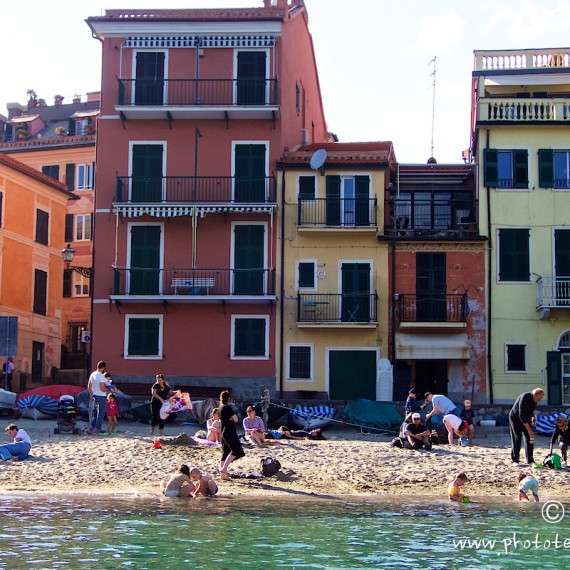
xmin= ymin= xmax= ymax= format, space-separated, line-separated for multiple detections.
xmin=159 ymin=392 xmax=192 ymax=420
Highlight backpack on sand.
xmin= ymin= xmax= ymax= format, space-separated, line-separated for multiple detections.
xmin=260 ymin=457 xmax=281 ymax=477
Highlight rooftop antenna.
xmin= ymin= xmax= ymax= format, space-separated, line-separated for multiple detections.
xmin=429 ymin=56 xmax=437 ymax=161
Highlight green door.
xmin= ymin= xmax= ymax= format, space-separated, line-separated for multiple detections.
xmin=555 ymin=229 xmax=570 ymax=303
xmin=233 ymin=225 xmax=264 ymax=295
xmin=341 ymin=263 xmax=370 ymax=322
xmin=237 ymin=51 xmax=266 ymax=105
xmin=416 ymin=252 xmax=446 ymax=321
xmin=135 ymin=52 xmax=165 ymax=105
xmin=129 ymin=226 xmax=161 ymax=295
xmin=234 ymin=144 xmax=266 ymax=202
xmin=131 ymin=144 xmax=163 ymax=203
xmin=329 ymin=350 xmax=376 ymax=400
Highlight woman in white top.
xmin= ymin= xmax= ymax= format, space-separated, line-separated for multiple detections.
xmin=0 ymin=424 xmax=31 ymax=461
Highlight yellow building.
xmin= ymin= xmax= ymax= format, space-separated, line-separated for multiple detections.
xmin=0 ymin=153 xmax=77 ymax=385
xmin=277 ymin=143 xmax=396 ymax=399
xmin=471 ymin=48 xmax=570 ymax=404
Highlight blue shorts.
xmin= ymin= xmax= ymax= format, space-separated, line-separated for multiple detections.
xmin=206 ymin=485 xmax=218 ymax=497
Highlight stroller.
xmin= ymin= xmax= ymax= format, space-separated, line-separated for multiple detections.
xmin=54 ymin=395 xmax=82 ymax=435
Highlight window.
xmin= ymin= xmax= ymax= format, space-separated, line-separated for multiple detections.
xmin=295 ymin=82 xmax=300 ymax=114
xmin=0 ymin=191 xmax=3 ymax=228
xmin=75 ymin=120 xmax=88 ymax=135
xmin=506 ymin=344 xmax=527 ymax=372
xmin=298 ymin=261 xmax=316 ymax=289
xmin=77 ymin=164 xmax=94 ymax=190
xmin=288 ymin=345 xmax=312 ymax=381
xmin=35 ymin=210 xmax=49 ymax=245
xmin=498 ymin=228 xmax=530 ymax=282
xmin=125 ymin=315 xmax=162 ymax=358
xmin=538 ymin=149 xmax=570 ymax=188
xmin=483 ymin=149 xmax=528 ymax=189
xmin=73 ymin=274 xmax=90 ymax=297
xmin=75 ymin=214 xmax=92 ymax=241
xmin=41 ymin=165 xmax=60 ymax=181
xmin=326 ymin=175 xmax=371 ymax=226
xmin=33 ymin=269 xmax=47 ymax=315
xmin=231 ymin=316 xmax=269 ymax=359
xmin=298 ymin=175 xmax=316 ymax=200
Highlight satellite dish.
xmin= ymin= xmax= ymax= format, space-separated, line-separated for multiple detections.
xmin=309 ymin=149 xmax=327 ymax=173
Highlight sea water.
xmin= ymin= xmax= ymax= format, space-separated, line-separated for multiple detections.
xmin=0 ymin=495 xmax=568 ymax=569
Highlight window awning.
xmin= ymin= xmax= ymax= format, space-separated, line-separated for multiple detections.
xmin=396 ymin=333 xmax=471 ymax=360
xmin=9 ymin=114 xmax=40 ymax=124
xmin=114 ymin=204 xmax=275 ymax=218
xmin=70 ymin=110 xmax=100 ymax=118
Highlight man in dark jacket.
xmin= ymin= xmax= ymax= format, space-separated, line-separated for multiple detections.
xmin=509 ymin=388 xmax=544 ymax=465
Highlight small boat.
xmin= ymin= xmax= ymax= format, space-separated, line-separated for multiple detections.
xmin=288 ymin=405 xmax=336 ymax=430
xmin=18 ymin=394 xmax=58 ymax=419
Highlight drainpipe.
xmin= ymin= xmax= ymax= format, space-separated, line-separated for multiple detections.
xmin=390 ymin=240 xmax=396 ymax=364
xmin=485 ymin=128 xmax=494 ymax=404
xmin=278 ymin=170 xmax=286 ymax=398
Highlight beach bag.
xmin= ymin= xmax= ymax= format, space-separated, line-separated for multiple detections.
xmin=260 ymin=457 xmax=281 ymax=477
xmin=544 ymin=453 xmax=562 ymax=469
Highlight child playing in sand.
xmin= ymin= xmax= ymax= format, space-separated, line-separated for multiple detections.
xmin=161 ymin=464 xmax=194 ymax=498
xmin=106 ymin=393 xmax=119 ymax=433
xmin=207 ymin=408 xmax=222 ymax=443
xmin=448 ymin=472 xmax=469 ymax=502
xmin=517 ymin=473 xmax=539 ymax=502
xmin=190 ymin=467 xmax=219 ymax=497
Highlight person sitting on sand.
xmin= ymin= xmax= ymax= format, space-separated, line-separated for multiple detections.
xmin=0 ymin=424 xmax=32 ymax=461
xmin=517 ymin=472 xmax=539 ymax=502
xmin=403 ymin=412 xmax=432 ymax=450
xmin=243 ymin=406 xmax=266 ymax=445
xmin=448 ymin=472 xmax=469 ymax=502
xmin=207 ymin=408 xmax=222 ymax=443
xmin=160 ymin=464 xmax=193 ymax=498
xmin=277 ymin=426 xmax=325 ymax=440
xmin=443 ymin=413 xmax=467 ymax=446
xmin=190 ymin=467 xmax=219 ymax=497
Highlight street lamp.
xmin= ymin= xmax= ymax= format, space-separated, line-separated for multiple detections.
xmin=61 ymin=243 xmax=92 ymax=278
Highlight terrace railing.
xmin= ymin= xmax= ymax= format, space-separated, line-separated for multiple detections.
xmin=399 ymin=294 xmax=468 ymax=323
xmin=297 ymin=293 xmax=378 ymax=324
xmin=536 ymin=277 xmax=570 ymax=309
xmin=297 ymin=197 xmax=377 ymax=228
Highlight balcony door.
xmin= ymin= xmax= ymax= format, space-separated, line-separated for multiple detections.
xmin=236 ymin=51 xmax=266 ymax=105
xmin=129 ymin=225 xmax=161 ymax=295
xmin=234 ymin=144 xmax=266 ymax=202
xmin=233 ymin=224 xmax=265 ymax=295
xmin=416 ymin=253 xmax=446 ymax=321
xmin=326 ymin=176 xmax=370 ymax=227
xmin=131 ymin=144 xmax=163 ymax=203
xmin=341 ymin=263 xmax=370 ymax=322
xmin=135 ymin=51 xmax=165 ymax=105
xmin=555 ymin=229 xmax=570 ymax=304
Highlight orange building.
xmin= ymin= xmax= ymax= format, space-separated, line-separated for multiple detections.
xmin=0 ymin=154 xmax=77 ymax=386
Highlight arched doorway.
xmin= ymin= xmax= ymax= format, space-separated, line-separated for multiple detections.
xmin=547 ymin=330 xmax=570 ymax=405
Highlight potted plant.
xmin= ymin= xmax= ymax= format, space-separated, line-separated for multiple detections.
xmin=54 ymin=94 xmax=64 ymax=106
xmin=15 ymin=128 xmax=28 ymax=140
xmin=55 ymin=126 xmax=67 ymax=136
xmin=84 ymin=123 xmax=94 ymax=135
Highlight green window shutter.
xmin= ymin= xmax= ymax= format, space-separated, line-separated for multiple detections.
xmin=538 ymin=149 xmax=554 ymax=188
xmin=513 ymin=150 xmax=528 ymax=188
xmin=33 ymin=269 xmax=47 ymax=315
xmin=298 ymin=262 xmax=315 ymax=288
xmin=289 ymin=346 xmax=311 ymax=379
xmin=0 ymin=192 xmax=3 ymax=228
xmin=63 ymin=269 xmax=72 ymax=298
xmin=546 ymin=351 xmax=562 ymax=405
xmin=66 ymin=163 xmax=76 ymax=191
xmin=234 ymin=318 xmax=266 ymax=356
xmin=35 ymin=210 xmax=49 ymax=245
xmin=298 ymin=176 xmax=315 ymax=199
xmin=355 ymin=175 xmax=370 ymax=226
xmin=42 ymin=165 xmax=60 ymax=181
xmin=483 ymin=149 xmax=498 ymax=187
xmin=128 ymin=318 xmax=160 ymax=356
xmin=65 ymin=214 xmax=74 ymax=242
xmin=325 ymin=175 xmax=341 ymax=225
xmin=499 ymin=228 xmax=530 ymax=281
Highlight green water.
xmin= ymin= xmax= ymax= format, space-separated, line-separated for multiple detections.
xmin=0 ymin=495 xmax=568 ymax=569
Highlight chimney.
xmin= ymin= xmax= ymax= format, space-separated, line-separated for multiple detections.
xmin=87 ymin=91 xmax=101 ymax=103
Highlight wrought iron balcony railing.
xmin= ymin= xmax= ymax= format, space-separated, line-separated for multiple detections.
xmin=385 ymin=198 xmax=478 ymax=237
xmin=398 ymin=294 xmax=468 ymax=323
xmin=537 ymin=277 xmax=570 ymax=309
xmin=116 ymin=176 xmax=276 ymax=204
xmin=297 ymin=197 xmax=377 ymax=228
xmin=111 ymin=267 xmax=276 ymax=298
xmin=297 ymin=293 xmax=378 ymax=324
xmin=117 ymin=78 xmax=279 ymax=107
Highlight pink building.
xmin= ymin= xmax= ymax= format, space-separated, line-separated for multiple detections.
xmin=86 ymin=0 xmax=328 ymax=398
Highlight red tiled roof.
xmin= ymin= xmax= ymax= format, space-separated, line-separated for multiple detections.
xmin=280 ymin=142 xmax=395 ymax=166
xmin=0 ymin=153 xmax=77 ymax=198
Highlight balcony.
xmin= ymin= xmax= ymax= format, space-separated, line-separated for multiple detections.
xmin=537 ymin=277 xmax=570 ymax=310
xmin=110 ymin=268 xmax=276 ymax=302
xmin=474 ymin=48 xmax=570 ymax=72
xmin=115 ymin=176 xmax=277 ymax=216
xmin=116 ymin=78 xmax=279 ymax=120
xmin=384 ymin=198 xmax=478 ymax=238
xmin=297 ymin=197 xmax=377 ymax=231
xmin=297 ymin=293 xmax=378 ymax=326
xmin=398 ymin=294 xmax=468 ymax=328
xmin=477 ymin=98 xmax=570 ymax=124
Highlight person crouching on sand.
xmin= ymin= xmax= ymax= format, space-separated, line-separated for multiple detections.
xmin=517 ymin=473 xmax=539 ymax=502
xmin=190 ymin=467 xmax=219 ymax=497
xmin=160 ymin=464 xmax=193 ymax=498
xmin=448 ymin=472 xmax=469 ymax=502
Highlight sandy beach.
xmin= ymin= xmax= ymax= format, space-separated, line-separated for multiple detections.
xmin=0 ymin=417 xmax=567 ymax=501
